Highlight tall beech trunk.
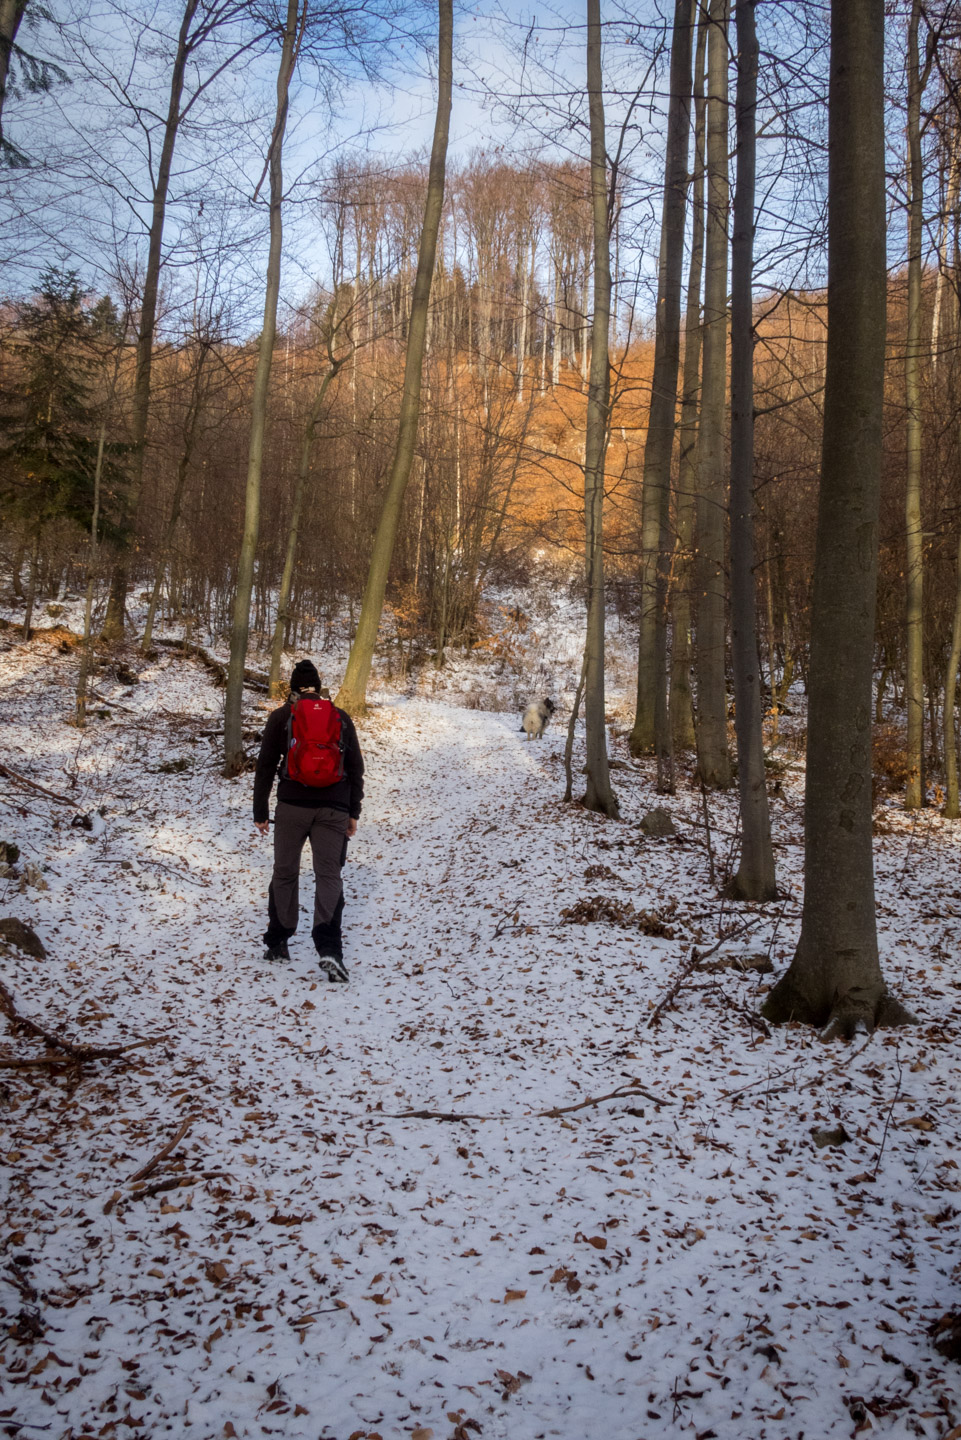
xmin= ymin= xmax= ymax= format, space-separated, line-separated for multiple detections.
xmin=671 ymin=7 xmax=708 ymax=754
xmin=21 ymin=524 xmax=40 ymax=639
xmin=101 ymin=0 xmax=201 ymax=641
xmin=336 ymin=0 xmax=452 ymax=714
xmin=630 ymin=0 xmax=693 ymax=762
xmin=222 ymin=0 xmax=300 ymax=776
xmin=74 ymin=422 xmax=107 ymax=728
xmin=582 ymin=0 xmax=618 ymax=818
xmin=693 ymin=0 xmax=732 ymax=788
xmin=141 ymin=347 xmax=210 ymax=654
xmin=0 ymin=0 xmax=26 ymax=146
xmin=268 ymin=357 xmax=343 ymax=696
xmin=762 ymin=0 xmax=914 ymax=1037
xmin=728 ymin=0 xmax=776 ymax=900
xmin=931 ymin=134 xmax=960 ymax=367
xmin=944 ymin=527 xmax=961 ymax=819
xmin=904 ymin=0 xmax=933 ymax=810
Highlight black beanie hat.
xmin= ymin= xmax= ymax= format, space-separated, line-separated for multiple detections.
xmin=290 ymin=659 xmax=321 ymax=692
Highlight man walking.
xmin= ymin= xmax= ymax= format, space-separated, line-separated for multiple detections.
xmin=253 ymin=660 xmax=364 ymax=982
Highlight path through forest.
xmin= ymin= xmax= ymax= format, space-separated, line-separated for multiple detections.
xmin=2 ymin=642 xmax=961 ymax=1439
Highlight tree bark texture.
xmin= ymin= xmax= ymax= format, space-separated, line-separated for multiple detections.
xmin=693 ymin=0 xmax=732 ymax=789
xmin=904 ymin=0 xmax=929 ymax=810
xmin=762 ymin=0 xmax=914 ymax=1037
xmin=582 ymin=0 xmax=618 ymax=818
xmin=728 ymin=0 xmax=776 ymax=900
xmin=671 ymin=7 xmax=708 ymax=754
xmin=222 ymin=0 xmax=300 ymax=775
xmin=74 ymin=421 xmax=107 ymax=728
xmin=336 ymin=0 xmax=452 ymax=714
xmin=944 ymin=527 xmax=961 ymax=819
xmin=101 ymin=0 xmax=201 ymax=641
xmin=0 ymin=0 xmax=26 ymax=146
xmin=630 ymin=0 xmax=693 ymax=760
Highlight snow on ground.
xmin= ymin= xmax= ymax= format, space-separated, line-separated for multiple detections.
xmin=2 ymin=627 xmax=961 ymax=1440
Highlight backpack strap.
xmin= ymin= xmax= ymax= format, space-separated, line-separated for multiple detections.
xmin=282 ymin=697 xmax=296 ymax=781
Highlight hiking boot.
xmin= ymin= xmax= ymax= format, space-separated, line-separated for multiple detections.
xmin=317 ymin=951 xmax=348 ymax=984
xmin=265 ymin=939 xmax=291 ymax=962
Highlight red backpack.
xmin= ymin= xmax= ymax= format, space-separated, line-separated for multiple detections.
xmin=284 ymin=696 xmax=345 ymax=788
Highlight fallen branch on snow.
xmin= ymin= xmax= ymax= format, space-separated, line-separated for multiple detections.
xmin=646 ymin=918 xmax=765 ymax=1030
xmin=380 ymin=1080 xmax=672 ymax=1124
xmin=0 ymin=978 xmax=167 ymax=1063
xmin=151 ymin=637 xmax=268 ymax=692
xmin=129 ymin=1170 xmax=231 ymax=1201
xmin=128 ymin=1114 xmax=196 ymax=1183
xmin=0 ymin=1055 xmax=76 ymax=1069
xmin=0 ymin=761 xmax=76 ymax=806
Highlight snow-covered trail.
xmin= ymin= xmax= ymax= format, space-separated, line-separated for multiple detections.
xmin=2 ymin=646 xmax=961 ymax=1440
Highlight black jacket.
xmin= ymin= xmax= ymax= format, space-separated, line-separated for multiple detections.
xmin=253 ymin=700 xmax=364 ymax=823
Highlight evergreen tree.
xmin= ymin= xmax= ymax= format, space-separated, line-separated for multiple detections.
xmin=0 ymin=268 xmax=126 ymax=630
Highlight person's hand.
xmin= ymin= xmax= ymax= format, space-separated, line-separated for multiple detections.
xmin=347 ymin=817 xmax=358 ymax=838
xmin=255 ymin=820 xmax=269 ymax=835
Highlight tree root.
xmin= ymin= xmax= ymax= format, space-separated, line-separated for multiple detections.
xmin=761 ymin=971 xmax=917 ymax=1038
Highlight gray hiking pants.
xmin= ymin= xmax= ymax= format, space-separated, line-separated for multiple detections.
xmin=267 ymin=801 xmax=349 ymax=940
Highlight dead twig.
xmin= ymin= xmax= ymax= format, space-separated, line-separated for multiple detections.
xmin=128 ymin=1114 xmax=196 ymax=1184
xmin=699 ymin=776 xmax=716 ymax=886
xmin=647 ymin=946 xmax=704 ymax=1030
xmin=646 ymin=917 xmax=764 ymax=1030
xmin=872 ymin=1054 xmax=903 ymax=1177
xmin=382 ymin=1081 xmax=672 ymax=1124
xmin=0 ymin=1056 xmax=76 ymax=1069
xmin=88 ymin=687 xmax=137 ymax=713
xmin=0 ymin=979 xmax=167 ymax=1063
xmin=0 ymin=761 xmax=75 ymax=806
xmin=107 ymin=1170 xmax=233 ymax=1212
xmin=538 ymin=1082 xmax=671 ymax=1115
xmin=129 ymin=1169 xmax=231 ymax=1201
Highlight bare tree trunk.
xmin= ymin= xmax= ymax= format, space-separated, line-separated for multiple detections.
xmin=693 ymin=0 xmax=732 ymax=788
xmin=763 ymin=0 xmax=914 ymax=1037
xmin=904 ymin=0 xmax=931 ymax=810
xmin=223 ymin=0 xmax=301 ymax=775
xmin=728 ymin=0 xmax=776 ymax=900
xmin=564 ymin=649 xmax=588 ymax=803
xmin=552 ymin=257 xmax=562 ymax=389
xmin=268 ymin=359 xmax=343 ymax=696
xmin=931 ymin=133 xmax=960 ymax=368
xmin=74 ymin=421 xmax=107 ymax=728
xmin=336 ymin=0 xmax=452 ymax=714
xmin=0 ymin=0 xmax=26 ymax=147
xmin=671 ymin=7 xmax=707 ymax=754
xmin=102 ymin=0 xmax=201 ymax=641
xmin=630 ymin=0 xmax=693 ymax=760
xmin=141 ymin=376 xmax=206 ymax=655
xmin=583 ymin=0 xmax=618 ymax=818
xmin=21 ymin=524 xmax=40 ymax=639
xmin=944 ymin=527 xmax=961 ymax=819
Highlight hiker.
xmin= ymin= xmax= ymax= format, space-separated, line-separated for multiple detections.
xmin=253 ymin=660 xmax=364 ymax=982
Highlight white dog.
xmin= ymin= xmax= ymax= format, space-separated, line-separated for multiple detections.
xmin=520 ymin=697 xmax=555 ymax=741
